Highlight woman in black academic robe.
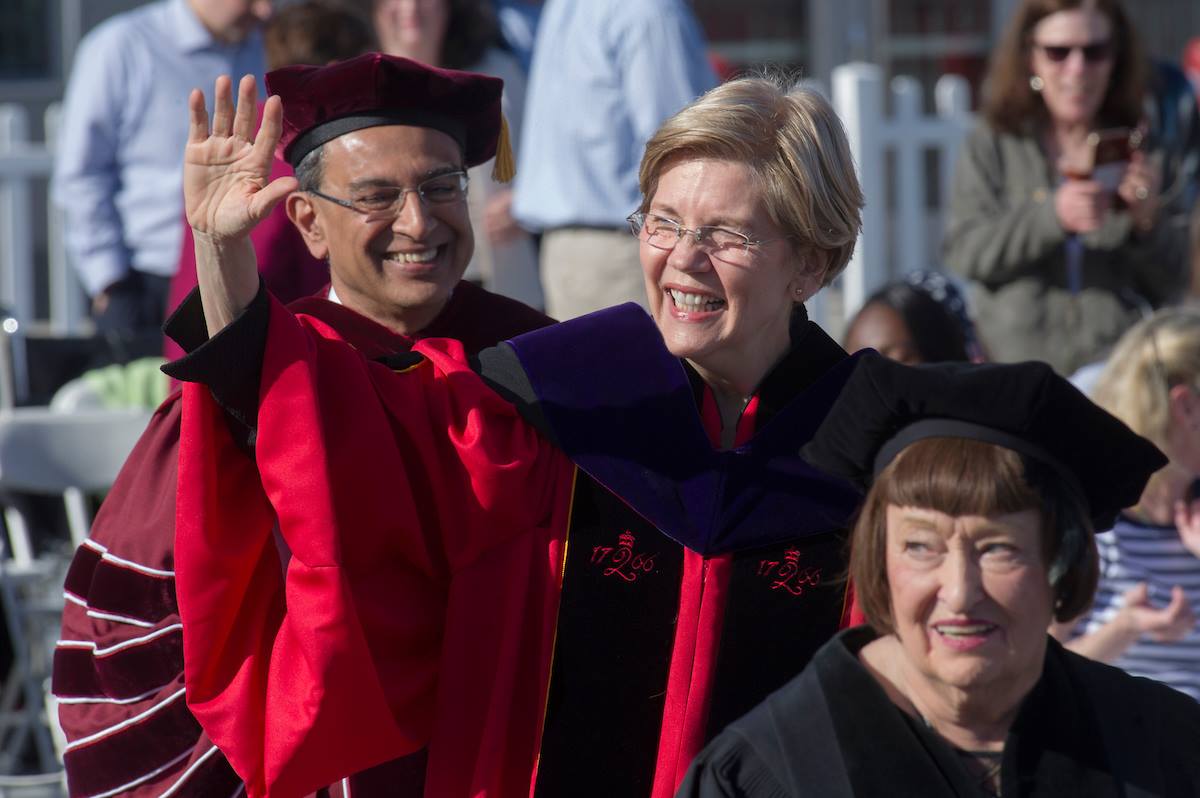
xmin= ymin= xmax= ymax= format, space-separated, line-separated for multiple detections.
xmin=679 ymin=354 xmax=1200 ymax=797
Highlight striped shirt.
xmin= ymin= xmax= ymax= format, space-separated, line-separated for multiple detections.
xmin=1080 ymin=514 xmax=1200 ymax=701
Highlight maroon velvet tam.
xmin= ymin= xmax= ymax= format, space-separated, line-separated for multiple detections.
xmin=266 ymin=52 xmax=504 ymax=168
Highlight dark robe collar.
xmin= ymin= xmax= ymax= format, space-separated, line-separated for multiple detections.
xmin=756 ymin=629 xmax=1163 ymax=797
xmin=805 ymin=627 xmax=963 ymax=797
xmin=682 ymin=305 xmax=850 ymax=431
xmin=503 ymin=303 xmax=862 ymax=556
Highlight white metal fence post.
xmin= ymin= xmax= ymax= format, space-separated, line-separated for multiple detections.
xmin=832 ymin=62 xmax=886 ymax=326
xmin=43 ymin=104 xmax=86 ymax=335
xmin=0 ymin=108 xmax=36 ymax=331
xmin=0 ymin=107 xmax=39 ymax=403
xmin=890 ymin=75 xmax=925 ymax=276
xmin=934 ymin=73 xmax=973 ymax=201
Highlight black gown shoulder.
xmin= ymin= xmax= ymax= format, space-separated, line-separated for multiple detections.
xmin=678 ymin=628 xmax=1200 ymax=798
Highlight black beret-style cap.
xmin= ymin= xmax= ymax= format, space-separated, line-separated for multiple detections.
xmin=266 ymin=52 xmax=505 ymax=169
xmin=800 ymin=352 xmax=1166 ymax=531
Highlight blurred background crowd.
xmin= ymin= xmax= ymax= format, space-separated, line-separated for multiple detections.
xmin=0 ymin=0 xmax=1198 ymax=787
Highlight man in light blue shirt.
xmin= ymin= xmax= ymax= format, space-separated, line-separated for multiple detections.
xmin=512 ymin=0 xmax=716 ymax=319
xmin=52 ymin=0 xmax=268 ymax=359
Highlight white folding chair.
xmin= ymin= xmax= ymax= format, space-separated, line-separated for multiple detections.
xmin=0 ymin=408 xmax=150 ymax=781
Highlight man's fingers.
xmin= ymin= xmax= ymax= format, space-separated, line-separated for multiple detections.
xmin=211 ymin=75 xmax=235 ymax=137
xmin=187 ymin=89 xmax=209 ymax=144
xmin=232 ymin=74 xmax=258 ymax=142
xmin=248 ymin=175 xmax=300 ymax=222
xmin=251 ymin=94 xmax=285 ymax=166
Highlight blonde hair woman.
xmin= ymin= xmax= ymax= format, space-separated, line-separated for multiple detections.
xmin=1061 ymin=308 xmax=1200 ymax=698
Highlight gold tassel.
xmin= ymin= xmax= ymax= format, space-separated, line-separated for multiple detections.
xmin=492 ymin=113 xmax=516 ymax=183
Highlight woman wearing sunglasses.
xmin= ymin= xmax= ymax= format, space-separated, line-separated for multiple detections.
xmin=944 ymin=0 xmax=1187 ymax=377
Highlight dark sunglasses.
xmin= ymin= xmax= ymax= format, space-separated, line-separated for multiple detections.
xmin=1034 ymin=40 xmax=1113 ymax=63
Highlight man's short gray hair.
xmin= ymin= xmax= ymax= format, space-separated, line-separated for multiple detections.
xmin=294 ymin=144 xmax=325 ymax=192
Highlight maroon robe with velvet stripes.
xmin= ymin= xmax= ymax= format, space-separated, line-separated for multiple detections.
xmin=51 ymin=282 xmax=551 ymax=798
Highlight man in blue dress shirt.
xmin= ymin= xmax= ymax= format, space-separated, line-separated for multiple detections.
xmin=52 ymin=0 xmax=269 ymax=359
xmin=512 ymin=0 xmax=716 ymax=320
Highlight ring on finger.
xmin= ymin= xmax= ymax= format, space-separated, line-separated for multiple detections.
xmin=1135 ymin=185 xmax=1149 ymax=201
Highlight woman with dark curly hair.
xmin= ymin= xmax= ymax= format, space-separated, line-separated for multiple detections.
xmin=844 ymin=280 xmax=973 ymax=365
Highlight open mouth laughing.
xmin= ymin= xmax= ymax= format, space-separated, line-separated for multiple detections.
xmin=667 ymin=287 xmax=726 ymax=313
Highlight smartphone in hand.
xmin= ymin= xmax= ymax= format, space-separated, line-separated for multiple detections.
xmin=1071 ymin=127 xmax=1144 ymax=189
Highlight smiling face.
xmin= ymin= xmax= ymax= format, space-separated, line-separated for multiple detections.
xmin=885 ymin=505 xmax=1053 ymax=699
xmin=640 ymin=158 xmax=814 ymax=393
xmin=297 ymin=124 xmax=473 ymax=333
xmin=1028 ymin=7 xmax=1115 ymax=128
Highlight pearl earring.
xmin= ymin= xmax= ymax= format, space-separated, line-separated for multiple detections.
xmin=1029 ymin=75 xmax=1044 ymax=92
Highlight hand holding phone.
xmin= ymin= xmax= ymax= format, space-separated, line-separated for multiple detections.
xmin=1117 ymin=150 xmax=1162 ymax=233
xmin=1092 ymin=127 xmax=1143 ymax=167
xmin=1055 ymin=178 xmax=1110 ymax=233
xmin=1059 ymin=126 xmax=1143 ymax=184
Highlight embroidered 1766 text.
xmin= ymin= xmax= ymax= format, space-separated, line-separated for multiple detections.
xmin=756 ymin=548 xmax=821 ymax=596
xmin=590 ymin=531 xmax=656 ymax=582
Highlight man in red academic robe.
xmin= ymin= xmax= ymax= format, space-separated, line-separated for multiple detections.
xmin=50 ymin=52 xmax=550 ymax=797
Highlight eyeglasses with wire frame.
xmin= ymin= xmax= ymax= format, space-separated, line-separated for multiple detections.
xmin=308 ymin=170 xmax=469 ymax=221
xmin=626 ymin=211 xmax=790 ymax=266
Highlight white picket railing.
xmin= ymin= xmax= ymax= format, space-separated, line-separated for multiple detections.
xmin=0 ymin=102 xmax=86 ymax=337
xmin=829 ymin=61 xmax=974 ymax=328
xmin=0 ymin=63 xmax=974 ymax=341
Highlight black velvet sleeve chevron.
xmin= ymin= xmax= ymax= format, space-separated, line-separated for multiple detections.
xmin=161 ymin=282 xmax=270 ymax=449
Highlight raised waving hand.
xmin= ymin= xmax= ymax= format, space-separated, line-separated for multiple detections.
xmin=185 ymin=74 xmax=294 ymax=239
xmin=184 ymin=74 xmax=296 ymax=335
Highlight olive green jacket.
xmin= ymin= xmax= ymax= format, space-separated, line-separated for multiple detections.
xmin=943 ymin=123 xmax=1187 ymax=375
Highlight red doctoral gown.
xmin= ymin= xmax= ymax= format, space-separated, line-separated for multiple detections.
xmin=52 ymin=283 xmax=551 ymax=797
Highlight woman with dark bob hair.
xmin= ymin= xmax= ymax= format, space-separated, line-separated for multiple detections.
xmin=680 ymin=353 xmax=1200 ymax=797
xmin=943 ymin=0 xmax=1187 ymax=375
